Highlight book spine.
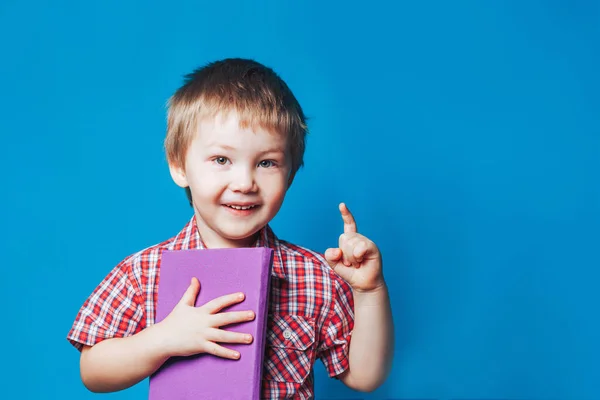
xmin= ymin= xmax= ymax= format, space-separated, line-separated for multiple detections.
xmin=251 ymin=249 xmax=273 ymax=400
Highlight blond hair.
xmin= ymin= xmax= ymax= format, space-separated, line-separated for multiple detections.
xmin=164 ymin=58 xmax=308 ymax=205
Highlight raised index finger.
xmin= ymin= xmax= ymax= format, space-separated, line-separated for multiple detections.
xmin=339 ymin=202 xmax=357 ymax=233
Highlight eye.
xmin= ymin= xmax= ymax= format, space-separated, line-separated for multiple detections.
xmin=259 ymin=160 xmax=276 ymax=168
xmin=214 ymin=157 xmax=229 ymax=165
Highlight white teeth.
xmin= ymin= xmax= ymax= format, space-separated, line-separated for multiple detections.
xmin=228 ymin=205 xmax=255 ymax=210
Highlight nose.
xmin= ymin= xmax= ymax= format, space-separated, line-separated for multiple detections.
xmin=230 ymin=166 xmax=257 ymax=193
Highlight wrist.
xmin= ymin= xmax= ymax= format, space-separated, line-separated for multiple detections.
xmin=352 ymin=281 xmax=389 ymax=306
xmin=353 ymin=278 xmax=387 ymax=294
xmin=144 ymin=322 xmax=174 ymax=361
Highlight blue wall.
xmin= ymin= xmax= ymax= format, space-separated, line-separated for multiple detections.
xmin=1 ymin=1 xmax=598 ymax=399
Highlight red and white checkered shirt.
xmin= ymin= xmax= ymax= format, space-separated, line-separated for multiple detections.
xmin=67 ymin=216 xmax=354 ymax=399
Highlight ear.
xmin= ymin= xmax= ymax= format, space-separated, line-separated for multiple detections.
xmin=168 ymin=162 xmax=189 ymax=188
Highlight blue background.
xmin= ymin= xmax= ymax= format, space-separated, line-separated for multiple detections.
xmin=1 ymin=0 xmax=598 ymax=399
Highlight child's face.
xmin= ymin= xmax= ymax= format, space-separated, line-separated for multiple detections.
xmin=170 ymin=110 xmax=291 ymax=248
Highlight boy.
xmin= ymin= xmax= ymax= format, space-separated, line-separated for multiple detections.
xmin=67 ymin=58 xmax=394 ymax=399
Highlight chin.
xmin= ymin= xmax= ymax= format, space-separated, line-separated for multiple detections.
xmin=220 ymin=227 xmax=262 ymax=241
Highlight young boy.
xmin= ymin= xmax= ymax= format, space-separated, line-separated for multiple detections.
xmin=67 ymin=58 xmax=394 ymax=399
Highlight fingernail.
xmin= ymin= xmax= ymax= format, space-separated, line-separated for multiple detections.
xmin=238 ymin=293 xmax=244 ymax=299
xmin=246 ymin=334 xmax=253 ymax=342
xmin=232 ymin=351 xmax=240 ymax=358
xmin=248 ymin=311 xmax=255 ymax=319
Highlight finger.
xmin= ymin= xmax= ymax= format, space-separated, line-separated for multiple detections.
xmin=330 ymin=262 xmax=355 ymax=284
xmin=338 ymin=235 xmax=352 ymax=266
xmin=338 ymin=233 xmax=345 ymax=248
xmin=201 ymin=292 xmax=246 ymax=314
xmin=339 ymin=233 xmax=357 ymax=267
xmin=341 ymin=236 xmax=363 ymax=266
xmin=339 ymin=203 xmax=357 ymax=234
xmin=352 ymin=240 xmax=369 ymax=263
xmin=204 ymin=341 xmax=241 ymax=360
xmin=210 ymin=310 xmax=256 ymax=328
xmin=341 ymin=250 xmax=352 ymax=267
xmin=205 ymin=328 xmax=253 ymax=345
xmin=324 ymin=248 xmax=342 ymax=268
xmin=338 ymin=233 xmax=357 ymax=256
xmin=178 ymin=277 xmax=200 ymax=307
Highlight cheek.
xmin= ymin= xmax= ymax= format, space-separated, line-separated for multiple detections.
xmin=262 ymin=175 xmax=288 ymax=201
xmin=188 ymin=169 xmax=222 ymax=196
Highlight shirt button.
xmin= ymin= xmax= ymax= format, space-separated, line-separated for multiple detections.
xmin=283 ymin=330 xmax=292 ymax=339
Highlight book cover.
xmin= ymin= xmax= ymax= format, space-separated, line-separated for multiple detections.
xmin=148 ymin=247 xmax=274 ymax=400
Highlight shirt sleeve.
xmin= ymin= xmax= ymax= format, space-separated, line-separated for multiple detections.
xmin=66 ymin=258 xmax=146 ymax=351
xmin=316 ymin=274 xmax=355 ymax=378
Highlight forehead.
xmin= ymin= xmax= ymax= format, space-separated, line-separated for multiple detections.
xmin=196 ymin=110 xmax=288 ymax=148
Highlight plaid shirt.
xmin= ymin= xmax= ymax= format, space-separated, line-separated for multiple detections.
xmin=67 ymin=216 xmax=354 ymax=399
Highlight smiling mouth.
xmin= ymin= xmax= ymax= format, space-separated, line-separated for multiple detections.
xmin=225 ymin=204 xmax=259 ymax=210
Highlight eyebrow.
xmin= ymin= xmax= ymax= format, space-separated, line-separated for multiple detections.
xmin=206 ymin=144 xmax=286 ymax=155
xmin=259 ymin=147 xmax=286 ymax=155
xmin=207 ymin=144 xmax=235 ymax=151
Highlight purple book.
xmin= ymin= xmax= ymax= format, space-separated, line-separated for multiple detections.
xmin=148 ymin=247 xmax=274 ymax=400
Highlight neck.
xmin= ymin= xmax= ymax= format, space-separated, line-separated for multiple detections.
xmin=203 ymin=233 xmax=258 ymax=249
xmin=193 ymin=215 xmax=259 ymax=249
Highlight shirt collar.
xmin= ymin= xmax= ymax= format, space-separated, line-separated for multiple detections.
xmin=168 ymin=215 xmax=285 ymax=279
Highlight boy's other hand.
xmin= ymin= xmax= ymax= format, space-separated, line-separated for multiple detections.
xmin=155 ymin=277 xmax=255 ymax=360
xmin=324 ymin=203 xmax=385 ymax=293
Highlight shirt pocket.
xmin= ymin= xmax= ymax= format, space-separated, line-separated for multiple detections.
xmin=263 ymin=314 xmax=316 ymax=384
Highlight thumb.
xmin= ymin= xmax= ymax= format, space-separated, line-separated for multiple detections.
xmin=324 ymin=248 xmax=342 ymax=268
xmin=178 ymin=277 xmax=200 ymax=307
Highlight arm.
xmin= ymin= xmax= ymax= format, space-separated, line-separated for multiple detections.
xmin=80 ymin=324 xmax=170 ymax=392
xmin=324 ymin=203 xmax=395 ymax=392
xmin=339 ymin=283 xmax=394 ymax=391
xmin=78 ymin=278 xmax=256 ymax=393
